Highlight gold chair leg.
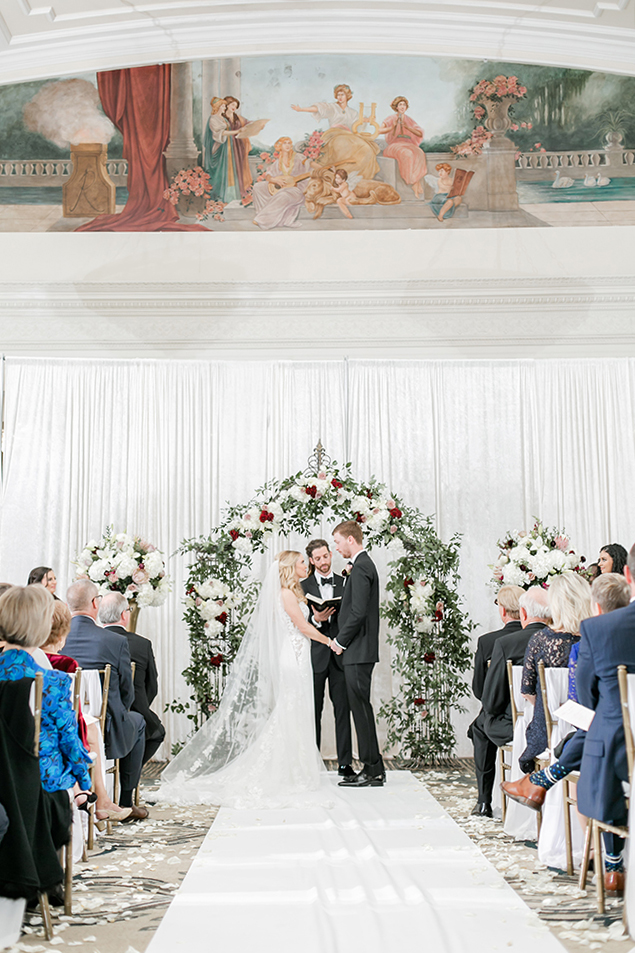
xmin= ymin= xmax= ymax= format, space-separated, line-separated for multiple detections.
xmin=536 ymin=807 xmax=542 ymax=839
xmin=39 ymin=893 xmax=54 ymax=940
xmin=592 ymin=821 xmax=605 ymax=915
xmin=64 ymin=841 xmax=72 ymax=916
xmin=563 ymin=782 xmax=574 ymax=877
xmin=579 ymin=821 xmax=593 ymax=890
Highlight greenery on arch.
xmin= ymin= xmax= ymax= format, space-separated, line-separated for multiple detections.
xmin=173 ymin=460 xmax=473 ymax=762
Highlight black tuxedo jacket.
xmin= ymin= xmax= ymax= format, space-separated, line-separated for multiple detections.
xmin=301 ymin=573 xmax=345 ymax=674
xmin=472 ymin=620 xmax=522 ymax=701
xmin=479 ymin=620 xmax=547 ymax=746
xmin=336 ymin=551 xmax=380 ymax=665
xmin=64 ymin=614 xmax=136 ymax=759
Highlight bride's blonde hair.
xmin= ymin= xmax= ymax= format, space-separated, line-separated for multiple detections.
xmin=277 ymin=550 xmax=307 ymax=603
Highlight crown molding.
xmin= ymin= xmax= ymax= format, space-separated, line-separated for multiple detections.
xmin=0 ymin=5 xmax=634 ymax=84
xmin=1 ymin=275 xmax=634 ymax=358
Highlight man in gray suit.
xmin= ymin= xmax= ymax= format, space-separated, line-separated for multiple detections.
xmin=64 ymin=579 xmax=148 ymax=821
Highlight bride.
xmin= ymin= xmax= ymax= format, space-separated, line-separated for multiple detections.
xmin=157 ymin=551 xmax=336 ymax=808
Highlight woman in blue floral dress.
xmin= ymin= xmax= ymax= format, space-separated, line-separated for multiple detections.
xmin=0 ymin=586 xmax=92 ymax=793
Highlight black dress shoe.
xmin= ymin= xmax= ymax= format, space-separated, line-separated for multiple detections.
xmin=338 ymin=765 xmax=356 ymax=777
xmin=338 ymin=770 xmax=385 ymax=788
xmin=471 ymin=801 xmax=493 ymax=817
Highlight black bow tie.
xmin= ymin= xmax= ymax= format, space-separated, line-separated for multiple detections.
xmin=319 ymin=576 xmax=334 ymax=586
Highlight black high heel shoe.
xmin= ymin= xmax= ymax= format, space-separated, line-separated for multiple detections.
xmin=74 ymin=791 xmax=98 ymax=813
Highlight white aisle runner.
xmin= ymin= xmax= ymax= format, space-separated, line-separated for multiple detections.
xmin=147 ymin=772 xmax=566 ymax=953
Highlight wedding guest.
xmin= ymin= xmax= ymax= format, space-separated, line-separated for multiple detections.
xmin=598 ymin=544 xmax=628 ymax=575
xmin=587 ymin=563 xmax=601 ymax=581
xmin=98 ymin=593 xmax=166 ymax=765
xmin=43 ymin=600 xmax=131 ymax=823
xmin=0 ymin=585 xmax=92 ymax=794
xmin=28 ymin=566 xmax=59 ymax=599
xmin=64 ymin=580 xmax=148 ymax=821
xmin=468 ymin=586 xmax=551 ymax=817
xmin=301 ymin=539 xmax=353 ymax=777
xmin=502 ymin=572 xmax=631 ymax=815
xmin=518 ymin=574 xmax=592 ymax=773
xmin=0 ymin=584 xmax=13 ymax=597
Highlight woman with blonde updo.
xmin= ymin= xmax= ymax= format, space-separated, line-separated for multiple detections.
xmin=159 ymin=550 xmax=334 ymax=808
xmin=251 ymin=136 xmax=313 ymax=230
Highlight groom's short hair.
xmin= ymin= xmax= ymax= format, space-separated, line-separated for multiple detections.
xmin=306 ymin=539 xmax=330 ymax=574
xmin=333 ymin=520 xmax=363 ymax=544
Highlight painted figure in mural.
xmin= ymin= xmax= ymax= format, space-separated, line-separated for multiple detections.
xmin=427 ymin=163 xmax=474 ymax=221
xmin=224 ymin=96 xmax=253 ymax=199
xmin=377 ymin=97 xmax=427 ymax=198
xmin=291 ymin=84 xmax=380 ymax=181
xmin=332 ymin=169 xmax=357 ymax=219
xmin=203 ymin=96 xmax=252 ymax=203
xmin=251 ymin=136 xmax=313 ymax=229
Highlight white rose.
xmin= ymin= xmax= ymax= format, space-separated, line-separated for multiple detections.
xmin=144 ymin=550 xmax=165 ymax=578
xmin=415 ymin=616 xmax=434 ymax=634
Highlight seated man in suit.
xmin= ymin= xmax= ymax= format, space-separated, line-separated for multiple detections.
xmin=467 ymin=586 xmax=551 ymax=816
xmin=301 ymin=538 xmax=353 ymax=778
xmin=468 ymin=585 xmax=524 ymax=816
xmin=64 ymin=579 xmax=148 ymax=821
xmin=98 ymin=592 xmax=166 ymax=765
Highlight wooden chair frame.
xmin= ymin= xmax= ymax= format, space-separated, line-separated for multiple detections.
xmin=86 ymin=665 xmax=112 ymax=849
xmin=578 ymin=665 xmax=632 ymax=914
xmin=498 ymin=660 xmax=520 ymax=823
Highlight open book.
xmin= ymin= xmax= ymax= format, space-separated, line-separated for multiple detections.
xmin=306 ymin=592 xmax=342 ymax=611
xmin=553 ymin=699 xmax=595 ymax=732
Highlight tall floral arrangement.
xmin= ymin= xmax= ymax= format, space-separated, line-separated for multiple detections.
xmin=489 ymin=519 xmax=586 ymax=591
xmin=163 ymin=166 xmax=227 ymax=222
xmin=453 ymin=75 xmax=530 ymax=157
xmin=75 ymin=527 xmax=171 ymax=607
xmin=175 ymin=462 xmax=473 ymax=763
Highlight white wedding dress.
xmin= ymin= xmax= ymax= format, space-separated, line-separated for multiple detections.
xmin=157 ymin=562 xmax=326 ymax=809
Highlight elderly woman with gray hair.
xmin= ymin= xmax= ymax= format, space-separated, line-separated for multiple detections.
xmin=0 ymin=586 xmax=92 ymax=794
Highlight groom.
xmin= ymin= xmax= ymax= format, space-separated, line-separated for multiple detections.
xmin=331 ymin=520 xmax=385 ymax=787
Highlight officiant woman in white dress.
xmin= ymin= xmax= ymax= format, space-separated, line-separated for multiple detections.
xmin=158 ymin=552 xmax=336 ymax=809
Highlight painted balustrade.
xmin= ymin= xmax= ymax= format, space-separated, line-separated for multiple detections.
xmin=0 ymin=158 xmax=128 ymax=185
xmin=516 ymin=148 xmax=635 ymax=179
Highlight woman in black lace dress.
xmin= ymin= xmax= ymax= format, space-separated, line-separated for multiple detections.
xmin=519 ymin=573 xmax=593 ymax=773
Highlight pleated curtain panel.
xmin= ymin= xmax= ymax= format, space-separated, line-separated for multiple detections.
xmin=1 ymin=357 xmax=634 ymax=757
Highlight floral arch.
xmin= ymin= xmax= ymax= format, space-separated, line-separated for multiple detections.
xmin=174 ymin=446 xmax=473 ymax=762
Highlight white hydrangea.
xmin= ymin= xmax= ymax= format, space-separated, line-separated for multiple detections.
xmin=115 ymin=532 xmax=135 ymax=552
xmin=198 ymin=578 xmax=228 ymax=601
xmin=77 ymin=549 xmax=94 ymax=569
xmin=415 ymin=616 xmax=434 ymax=634
xmin=143 ymin=550 xmax=165 ymax=578
xmin=241 ymin=506 xmax=260 ymax=527
xmin=548 ymin=550 xmax=567 ymax=573
xmin=204 ymin=618 xmax=224 ymax=638
xmin=232 ymin=536 xmax=253 ymax=555
xmin=502 ymin=563 xmax=530 ymax=587
xmin=88 ymin=559 xmax=109 ymax=582
xmin=410 ymin=579 xmax=434 ymax=614
xmin=350 ymin=495 xmax=372 ymax=516
xmin=289 ymin=484 xmax=308 ymax=503
xmin=386 ymin=538 xmax=406 ymax=556
xmin=136 ymin=583 xmax=156 ymax=607
xmin=114 ymin=553 xmax=139 ymax=579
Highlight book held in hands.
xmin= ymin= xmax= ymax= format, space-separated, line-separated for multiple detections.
xmin=306 ymin=592 xmax=342 ymax=611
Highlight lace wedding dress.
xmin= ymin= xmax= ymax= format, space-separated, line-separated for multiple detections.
xmin=157 ymin=562 xmax=326 ymax=809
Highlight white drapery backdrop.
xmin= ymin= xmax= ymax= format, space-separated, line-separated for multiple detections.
xmin=1 ymin=356 xmax=634 ymax=758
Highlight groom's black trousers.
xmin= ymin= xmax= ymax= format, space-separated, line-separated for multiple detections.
xmin=344 ymin=662 xmax=383 ymax=775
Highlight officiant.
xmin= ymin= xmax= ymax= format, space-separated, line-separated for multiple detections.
xmin=302 ymin=539 xmax=354 ymax=778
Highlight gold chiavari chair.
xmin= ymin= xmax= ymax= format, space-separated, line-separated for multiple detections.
xmin=32 ymin=673 xmax=54 ymax=941
xmin=498 ymin=660 xmax=521 ymax=824
xmin=86 ymin=665 xmax=112 ymax=849
xmin=579 ymin=665 xmax=632 ymax=914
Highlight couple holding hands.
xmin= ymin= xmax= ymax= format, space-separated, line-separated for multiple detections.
xmin=159 ymin=520 xmax=385 ymax=809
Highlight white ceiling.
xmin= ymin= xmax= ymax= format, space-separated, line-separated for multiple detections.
xmin=0 ymin=0 xmax=633 ymax=86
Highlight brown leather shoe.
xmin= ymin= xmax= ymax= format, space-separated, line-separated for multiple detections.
xmin=500 ymin=775 xmax=546 ymax=811
xmin=604 ymin=870 xmax=625 ymax=893
xmin=121 ymin=803 xmax=149 ymax=822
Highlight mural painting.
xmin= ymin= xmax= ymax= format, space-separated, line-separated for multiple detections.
xmin=0 ymin=54 xmax=634 ymax=232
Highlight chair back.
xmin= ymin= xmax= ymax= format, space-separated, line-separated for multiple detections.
xmin=32 ymin=672 xmax=44 ymax=757
xmin=80 ymin=665 xmax=111 ymax=735
xmin=620 ymin=667 xmax=635 ymax=783
xmin=538 ymin=663 xmax=571 ymax=750
xmin=131 ymin=661 xmax=136 ymax=680
xmin=71 ymin=668 xmax=82 ymax=716
xmin=506 ymin=661 xmax=525 ymax=724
